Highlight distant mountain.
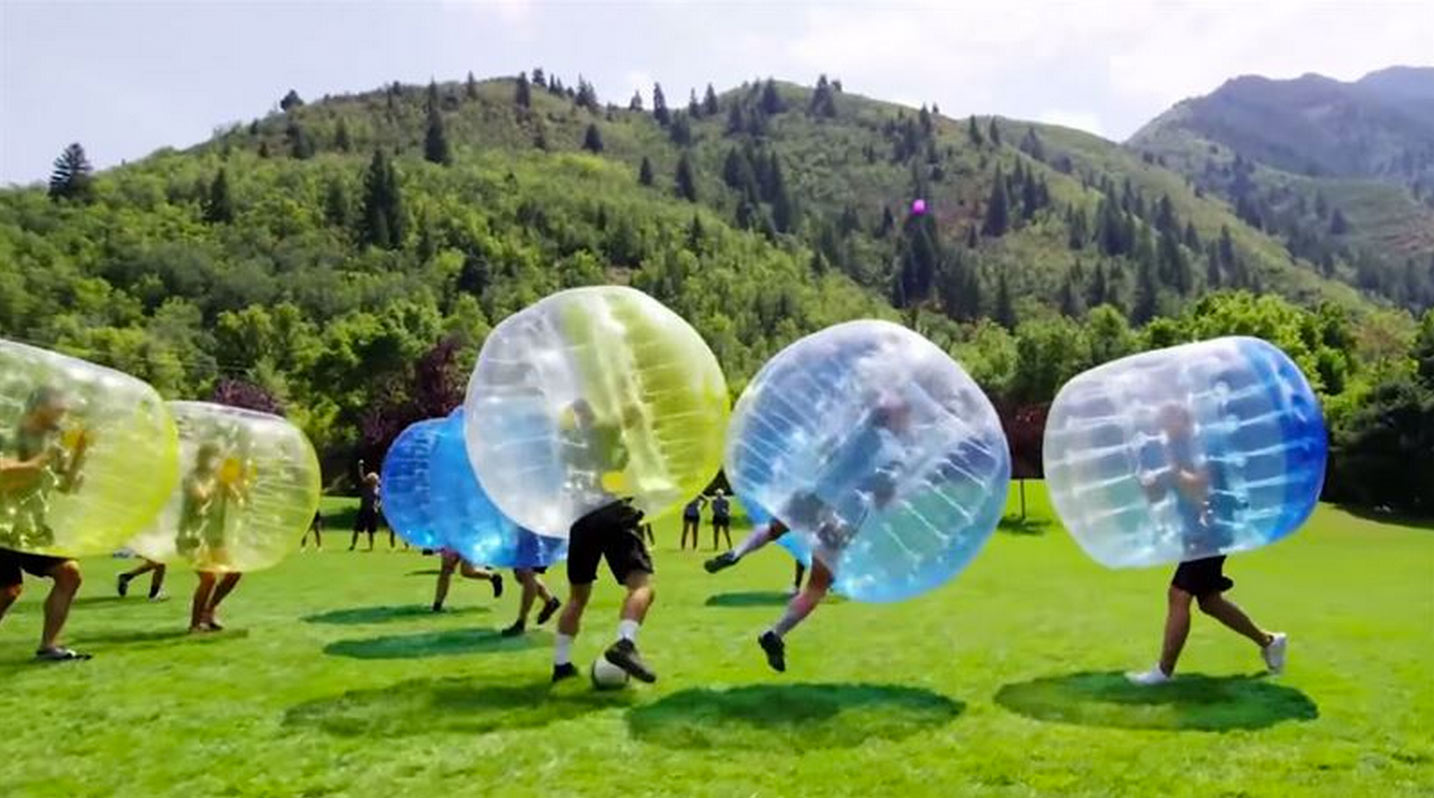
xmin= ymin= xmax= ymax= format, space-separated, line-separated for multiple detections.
xmin=1131 ymin=66 xmax=1434 ymax=310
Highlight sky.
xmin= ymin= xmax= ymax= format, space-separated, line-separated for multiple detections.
xmin=2 ymin=0 xmax=1432 ymax=185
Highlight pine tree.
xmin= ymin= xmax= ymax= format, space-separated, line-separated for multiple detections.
xmin=1330 ymin=208 xmax=1349 ymax=235
xmin=638 ymin=156 xmax=654 ymax=187
xmin=1088 ymin=262 xmax=1108 ymax=310
xmin=280 ymin=89 xmax=304 ymax=112
xmin=323 ymin=179 xmax=349 ymax=227
xmin=995 ymin=271 xmax=1016 ymax=329
xmin=1206 ymin=250 xmax=1222 ymax=288
xmin=466 ymin=71 xmax=479 ymax=99
xmin=674 ymin=152 xmax=697 ymax=201
xmin=515 ymin=72 xmax=532 ymax=107
xmin=203 ymin=168 xmax=234 ymax=224
xmin=703 ymin=83 xmax=720 ymax=116
xmin=876 ymin=206 xmax=895 ymax=238
xmin=424 ymin=105 xmax=451 ymax=165
xmin=1132 ymin=257 xmax=1158 ymax=324
xmin=668 ymin=113 xmax=692 ymax=147
xmin=361 ymin=148 xmax=404 ymax=249
xmin=983 ymin=167 xmax=1010 ymax=237
xmin=574 ymin=77 xmax=598 ymax=110
xmin=426 ymin=79 xmax=440 ymax=111
xmin=688 ymin=88 xmax=701 ymax=117
xmin=531 ymin=67 xmax=546 ymax=88
xmin=988 ymin=118 xmax=1002 ymax=147
xmin=1019 ymin=126 xmax=1045 ymax=160
xmin=1067 ymin=206 xmax=1089 ymax=250
xmin=809 ymin=74 xmax=837 ymax=117
xmin=1158 ymin=228 xmax=1190 ymax=294
xmin=1059 ymin=268 xmax=1084 ymax=317
xmin=1183 ymin=220 xmax=1200 ymax=250
xmin=895 ymin=213 xmax=939 ymax=308
xmin=628 ymin=91 xmax=643 ymax=111
xmin=286 ymin=120 xmax=315 ymax=159
xmin=582 ymin=123 xmax=604 ymax=153
xmin=760 ymin=79 xmax=784 ymax=115
xmin=726 ymin=102 xmax=746 ymax=135
xmin=258 ymin=141 xmax=270 ymax=159
xmin=47 ymin=143 xmax=92 ymax=202
xmin=1020 ymin=169 xmax=1040 ymax=221
xmin=652 ymin=83 xmax=671 ymax=126
xmin=770 ymin=154 xmax=795 ymax=233
xmin=967 ymin=115 xmax=983 ymax=146
xmin=334 ymin=118 xmax=352 ymax=152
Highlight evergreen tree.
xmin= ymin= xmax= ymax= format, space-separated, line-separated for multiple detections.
xmin=582 ymin=123 xmax=604 ymax=153
xmin=1088 ymin=262 xmax=1108 ymax=310
xmin=1183 ymin=220 xmax=1200 ymax=250
xmin=515 ymin=72 xmax=532 ymax=107
xmin=967 ymin=115 xmax=983 ymax=146
xmin=652 ymin=83 xmax=671 ymax=126
xmin=1019 ymin=126 xmax=1045 ymax=160
xmin=988 ymin=117 xmax=1002 ymax=146
xmin=531 ymin=67 xmax=546 ymax=88
xmin=726 ymin=102 xmax=746 ymax=135
xmin=426 ymin=79 xmax=440 ymax=111
xmin=47 ymin=142 xmax=92 ymax=202
xmin=638 ymin=156 xmax=654 ymax=187
xmin=688 ymin=88 xmax=701 ymax=117
xmin=286 ymin=120 xmax=315 ymax=159
xmin=668 ymin=113 xmax=693 ymax=147
xmin=983 ymin=167 xmax=1010 ymax=237
xmin=1330 ymin=208 xmax=1349 ymax=235
xmin=466 ymin=71 xmax=479 ymax=99
xmin=760 ymin=78 xmax=784 ymax=115
xmin=1059 ymin=268 xmax=1084 ymax=317
xmin=1154 ymin=194 xmax=1176 ymax=232
xmin=1132 ymin=257 xmax=1158 ymax=324
xmin=1020 ymin=169 xmax=1040 ymax=221
xmin=674 ymin=152 xmax=698 ymax=201
xmin=323 ymin=178 xmax=349 ymax=227
xmin=280 ymin=89 xmax=304 ymax=112
xmin=334 ymin=118 xmax=352 ymax=152
xmin=1158 ymin=227 xmax=1190 ymax=294
xmin=876 ymin=206 xmax=896 ymax=238
xmin=360 ymin=148 xmax=404 ymax=249
xmin=258 ymin=141 xmax=270 ymax=159
xmin=628 ymin=91 xmax=644 ymax=111
xmin=1206 ymin=250 xmax=1222 ymax=288
xmin=810 ymin=74 xmax=837 ymax=117
xmin=1067 ymin=206 xmax=1089 ymax=250
xmin=424 ymin=105 xmax=451 ymax=165
xmin=769 ymin=154 xmax=796 ymax=233
xmin=995 ymin=271 xmax=1016 ymax=329
xmin=702 ymin=83 xmax=720 ymax=116
xmin=574 ymin=77 xmax=598 ymax=110
xmin=203 ymin=168 xmax=234 ymax=224
xmin=895 ymin=213 xmax=939 ymax=308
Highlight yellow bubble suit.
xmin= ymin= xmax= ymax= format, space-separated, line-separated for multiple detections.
xmin=464 ymin=286 xmax=729 ymax=538
xmin=0 ymin=339 xmax=178 ymax=557
xmin=128 ymin=401 xmax=320 ymax=573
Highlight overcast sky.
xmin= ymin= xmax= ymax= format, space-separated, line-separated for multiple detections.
xmin=2 ymin=0 xmax=1432 ymax=185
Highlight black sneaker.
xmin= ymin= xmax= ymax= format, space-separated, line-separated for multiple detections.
xmin=704 ymin=551 xmax=738 ymax=574
xmin=500 ymin=621 xmax=525 ymax=638
xmin=431 ymin=602 xmax=444 ymax=613
xmin=551 ymin=662 xmax=579 ymax=683
xmin=116 ymin=574 xmax=130 ymax=597
xmin=604 ymin=639 xmax=657 ymax=683
xmin=758 ymin=631 xmax=786 ymax=673
xmin=491 ymin=574 xmax=504 ymax=599
xmin=536 ymin=597 xmax=562 ymax=626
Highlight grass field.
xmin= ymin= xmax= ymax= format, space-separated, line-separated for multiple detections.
xmin=2 ymin=484 xmax=1431 ymax=798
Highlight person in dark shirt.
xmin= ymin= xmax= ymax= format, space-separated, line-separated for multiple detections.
xmin=301 ymin=509 xmax=323 ymax=551
xmin=1127 ymin=403 xmax=1287 ymax=685
xmin=709 ymin=490 xmax=732 ymax=551
xmin=0 ymin=386 xmax=92 ymax=661
xmin=680 ymin=497 xmax=704 ymax=551
xmin=117 ymin=558 xmax=166 ymax=601
xmin=350 ymin=471 xmax=381 ymax=551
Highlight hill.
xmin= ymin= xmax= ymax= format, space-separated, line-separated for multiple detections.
xmin=1130 ymin=67 xmax=1434 ymax=311
xmin=0 ymin=71 xmax=1411 ymax=476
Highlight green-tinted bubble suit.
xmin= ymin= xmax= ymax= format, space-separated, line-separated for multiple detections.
xmin=464 ymin=286 xmax=729 ymax=538
xmin=128 ymin=402 xmax=320 ymax=572
xmin=0 ymin=339 xmax=178 ymax=556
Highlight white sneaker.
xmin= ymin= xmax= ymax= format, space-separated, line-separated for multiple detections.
xmin=1262 ymin=632 xmax=1288 ymax=674
xmin=149 ymin=592 xmax=169 ymax=603
xmin=1125 ymin=666 xmax=1172 ymax=685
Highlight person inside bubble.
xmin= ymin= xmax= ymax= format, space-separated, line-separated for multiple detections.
xmin=179 ymin=441 xmax=251 ymax=633
xmin=1127 ymin=401 xmax=1287 ymax=685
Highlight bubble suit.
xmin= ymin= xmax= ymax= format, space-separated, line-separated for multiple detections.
xmin=726 ymin=320 xmax=1010 ymax=603
xmin=741 ymin=496 xmax=812 ymax=567
xmin=0 ymin=339 xmax=178 ymax=557
xmin=465 ymin=286 xmax=729 ymax=538
xmin=1043 ymin=336 xmax=1327 ymax=568
xmin=381 ymin=411 xmax=565 ymax=568
xmin=128 ymin=402 xmax=320 ymax=572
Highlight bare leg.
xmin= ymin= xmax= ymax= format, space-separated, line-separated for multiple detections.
xmin=433 ymin=552 xmax=458 ymax=610
xmin=122 ymin=560 xmax=159 ymax=579
xmin=40 ymin=560 xmax=82 ymax=651
xmin=0 ymin=583 xmax=21 ymax=624
xmin=1197 ymin=593 xmax=1274 ymax=648
xmin=771 ymin=560 xmax=831 ymax=638
xmin=349 ymin=529 xmax=359 ymax=551
xmin=620 ymin=570 xmax=655 ymax=624
xmin=149 ymin=564 xmax=167 ymax=598
xmin=191 ymin=571 xmax=217 ymax=631
xmin=720 ymin=522 xmax=732 ymax=550
xmin=313 ymin=524 xmax=322 ymax=550
xmin=793 ymin=561 xmax=806 ymax=591
xmin=458 ymin=562 xmax=496 ymax=581
xmin=205 ymin=573 xmax=242 ymax=627
xmin=1158 ymin=586 xmax=1195 ymax=675
xmin=557 ymin=582 xmax=592 ymax=637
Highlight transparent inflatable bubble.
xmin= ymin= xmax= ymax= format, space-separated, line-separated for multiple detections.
xmin=381 ymin=412 xmax=565 ymax=568
xmin=1043 ymin=336 xmax=1327 ymax=568
xmin=129 ymin=402 xmax=320 ymax=573
xmin=741 ymin=495 xmax=812 ymax=567
xmin=465 ymin=286 xmax=729 ymax=538
xmin=726 ymin=320 xmax=1010 ymax=603
xmin=0 ymin=339 xmax=178 ymax=557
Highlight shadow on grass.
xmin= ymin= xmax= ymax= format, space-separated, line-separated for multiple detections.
xmin=1335 ymin=503 xmax=1434 ymax=531
xmin=406 ymin=569 xmax=441 ymax=576
xmin=998 ymin=515 xmax=1052 ymax=535
xmin=323 ymin=627 xmax=547 ymax=660
xmin=994 ymin=671 xmax=1318 ymax=731
xmin=284 ymin=676 xmax=633 ymax=737
xmin=8 ymin=595 xmax=147 ymax=615
xmin=79 ymin=627 xmax=251 ymax=648
xmin=704 ymin=591 xmax=846 ymax=608
xmin=302 ymin=604 xmax=487 ymax=625
xmin=627 ymin=683 xmax=964 ymax=750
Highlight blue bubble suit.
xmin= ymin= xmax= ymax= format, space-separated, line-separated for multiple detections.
xmin=379 ymin=418 xmax=448 ymax=550
xmin=1043 ymin=336 xmax=1327 ymax=568
xmin=726 ymin=320 xmax=1011 ymax=603
xmin=431 ymin=410 xmax=566 ymax=569
xmin=740 ymin=495 xmax=812 ymax=567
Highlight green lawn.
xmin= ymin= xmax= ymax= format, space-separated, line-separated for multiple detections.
xmin=2 ymin=483 xmax=1431 ymax=797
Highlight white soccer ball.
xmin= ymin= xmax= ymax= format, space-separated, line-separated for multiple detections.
xmin=590 ymin=656 xmax=631 ymax=690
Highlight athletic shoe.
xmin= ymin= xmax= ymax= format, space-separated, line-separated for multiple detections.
xmin=1125 ymin=666 xmax=1172 ymax=685
xmin=551 ymin=663 xmax=579 ymax=683
xmin=431 ymin=602 xmax=444 ymax=613
xmin=1262 ymin=632 xmax=1288 ymax=674
xmin=604 ymin=639 xmax=657 ymax=683
xmin=206 ymin=617 xmax=225 ymax=631
xmin=491 ymin=574 xmax=504 ymax=599
xmin=704 ymin=551 xmax=738 ymax=574
xmin=148 ymin=592 xmax=168 ymax=602
xmin=116 ymin=574 xmax=131 ymax=597
xmin=758 ymin=631 xmax=786 ymax=673
xmin=536 ymin=597 xmax=562 ymax=626
xmin=500 ymin=621 xmax=526 ymax=638
xmin=35 ymin=647 xmax=91 ymax=662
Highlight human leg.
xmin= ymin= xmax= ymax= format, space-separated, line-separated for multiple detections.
xmin=204 ymin=572 xmax=242 ymax=629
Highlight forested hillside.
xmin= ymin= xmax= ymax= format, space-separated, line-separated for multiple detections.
xmin=3 ymin=71 xmax=1430 ymax=507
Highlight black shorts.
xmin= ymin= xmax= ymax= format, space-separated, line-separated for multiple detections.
xmin=514 ymin=566 xmax=549 ymax=575
xmin=567 ymin=500 xmax=653 ymax=585
xmin=1172 ymin=556 xmax=1233 ymax=597
xmin=712 ymin=516 xmax=730 ymax=527
xmin=354 ymin=508 xmax=379 ymax=533
xmin=0 ymin=548 xmax=67 ymax=589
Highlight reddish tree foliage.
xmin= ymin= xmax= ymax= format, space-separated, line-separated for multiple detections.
xmin=998 ymin=401 xmax=1050 ymax=520
xmin=211 ymin=378 xmax=283 ymax=415
xmin=359 ymin=336 xmax=466 ymax=466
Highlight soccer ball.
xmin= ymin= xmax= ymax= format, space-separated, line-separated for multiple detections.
xmin=590 ymin=656 xmax=631 ymax=690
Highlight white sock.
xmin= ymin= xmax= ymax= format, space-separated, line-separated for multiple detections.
xmin=617 ymin=619 xmax=640 ymax=643
xmin=554 ymin=633 xmax=574 ymax=666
